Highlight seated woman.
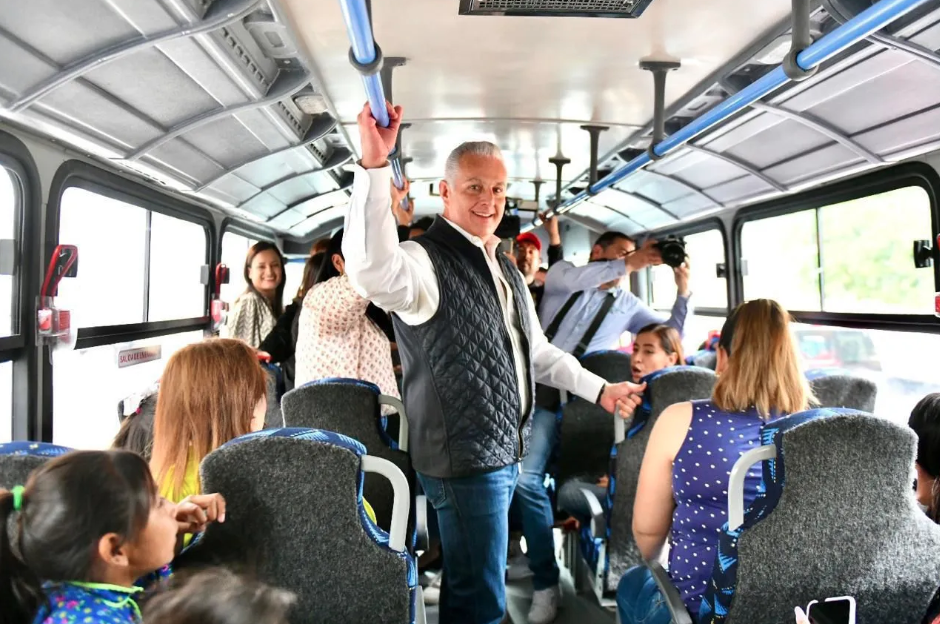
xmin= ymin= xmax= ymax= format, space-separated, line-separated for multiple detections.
xmin=556 ymin=324 xmax=684 ymax=525
xmin=150 ymin=339 xmax=268 ymax=506
xmin=294 ymin=228 xmax=400 ymax=405
xmin=113 ymin=383 xmax=160 ymax=460
xmin=223 ymin=242 xmax=286 ymax=349
xmin=908 ymin=394 xmax=940 ymax=624
xmin=618 ymin=299 xmax=813 ymax=624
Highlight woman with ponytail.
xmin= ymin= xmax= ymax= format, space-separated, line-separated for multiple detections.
xmin=0 ymin=450 xmax=224 ymax=624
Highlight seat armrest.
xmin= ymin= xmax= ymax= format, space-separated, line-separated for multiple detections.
xmin=379 ymin=394 xmax=408 ymax=452
xmin=647 ymin=560 xmax=693 ymax=624
xmin=579 ymin=487 xmax=607 ymax=537
xmin=414 ymin=494 xmax=429 ymax=552
xmin=415 ymin=586 xmax=427 ymax=624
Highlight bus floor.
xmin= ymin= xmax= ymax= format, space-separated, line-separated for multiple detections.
xmin=423 ymin=564 xmax=615 ymax=624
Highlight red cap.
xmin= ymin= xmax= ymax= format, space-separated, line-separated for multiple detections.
xmin=516 ymin=232 xmax=542 ymax=253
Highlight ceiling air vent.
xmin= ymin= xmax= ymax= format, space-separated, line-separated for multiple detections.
xmin=458 ymin=0 xmax=655 ymax=19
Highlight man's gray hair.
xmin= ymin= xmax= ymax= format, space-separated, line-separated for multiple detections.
xmin=444 ymin=141 xmax=503 ymax=184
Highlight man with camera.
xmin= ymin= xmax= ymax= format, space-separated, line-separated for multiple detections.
xmin=513 ymin=230 xmax=690 ymax=624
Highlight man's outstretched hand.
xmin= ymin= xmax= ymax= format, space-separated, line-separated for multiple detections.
xmin=599 ymin=381 xmax=646 ymax=419
xmin=359 ymin=101 xmax=403 ymax=169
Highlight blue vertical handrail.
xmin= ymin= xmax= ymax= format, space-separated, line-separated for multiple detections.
xmin=553 ymin=0 xmax=929 ymax=217
xmin=337 ymin=0 xmax=405 ymax=189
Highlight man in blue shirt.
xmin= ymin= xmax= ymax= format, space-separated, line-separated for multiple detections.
xmin=513 ymin=230 xmax=691 ymax=624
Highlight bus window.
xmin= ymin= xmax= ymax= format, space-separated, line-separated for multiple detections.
xmin=282 ymin=258 xmax=305 ymax=307
xmin=649 ymin=229 xmax=728 ymax=355
xmin=0 ymin=361 xmax=10 ymax=443
xmin=52 ymin=331 xmax=204 ymax=449
xmin=220 ymin=232 xmax=257 ymax=306
xmin=56 ymin=187 xmax=148 ymax=327
xmin=741 ymin=210 xmax=821 ymax=311
xmin=818 ymin=186 xmax=933 ymax=314
xmin=0 ymin=165 xmax=13 ymax=441
xmin=0 ymin=167 xmax=15 ymax=338
xmin=741 ymin=186 xmax=935 ymax=314
xmin=792 ymin=323 xmax=940 ymax=426
xmin=148 ymin=213 xmax=208 ymax=322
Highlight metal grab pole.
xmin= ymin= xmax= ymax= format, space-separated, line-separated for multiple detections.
xmin=337 ymin=0 xmax=405 ymax=189
xmin=553 ymin=0 xmax=928 ymax=216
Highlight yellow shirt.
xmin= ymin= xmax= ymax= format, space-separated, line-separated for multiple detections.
xmin=159 ymin=457 xmax=379 ymax=533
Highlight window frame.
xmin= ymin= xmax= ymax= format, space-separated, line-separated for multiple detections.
xmin=731 ymin=161 xmax=940 ymax=333
xmin=0 ymin=130 xmax=42 ymax=441
xmin=46 ymin=161 xmax=218 ymax=347
xmin=644 ymin=216 xmax=731 ymax=319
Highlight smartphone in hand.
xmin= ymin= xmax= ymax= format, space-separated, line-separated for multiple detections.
xmin=805 ymin=597 xmax=856 ymax=624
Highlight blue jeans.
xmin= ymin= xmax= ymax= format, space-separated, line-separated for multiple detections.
xmin=512 ymin=407 xmax=560 ymax=590
xmin=418 ymin=464 xmax=519 ymax=624
xmin=617 ymin=566 xmax=673 ymax=624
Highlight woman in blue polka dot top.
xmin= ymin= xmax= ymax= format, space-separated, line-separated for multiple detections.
xmin=617 ymin=299 xmax=814 ymax=624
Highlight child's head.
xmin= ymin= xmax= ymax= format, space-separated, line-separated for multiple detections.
xmin=143 ymin=568 xmax=294 ymax=624
xmin=114 ymin=387 xmax=159 ymax=461
xmin=150 ymin=339 xmax=268 ymax=499
xmin=0 ymin=451 xmax=179 ymax=622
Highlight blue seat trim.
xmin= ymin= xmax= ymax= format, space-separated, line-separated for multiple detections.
xmin=219 ymin=427 xmax=417 ymax=623
xmin=698 ymin=408 xmax=858 ymax=624
xmin=299 ymin=377 xmax=381 ymax=394
xmin=627 ymin=366 xmax=699 ymax=438
xmin=0 ymin=441 xmax=72 ymax=457
xmin=804 ymin=367 xmax=854 ymax=381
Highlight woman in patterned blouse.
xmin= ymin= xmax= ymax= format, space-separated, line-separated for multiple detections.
xmin=294 ymin=227 xmax=400 ymax=403
xmin=223 ymin=242 xmax=286 ymax=348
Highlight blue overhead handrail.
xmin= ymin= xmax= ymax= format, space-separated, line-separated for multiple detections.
xmin=550 ymin=0 xmax=929 ymax=219
xmin=337 ymin=0 xmax=405 ymax=190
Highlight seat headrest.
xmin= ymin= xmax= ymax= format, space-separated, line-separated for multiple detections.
xmin=804 ymin=367 xmax=854 ymax=381
xmin=299 ymin=377 xmax=381 ymax=394
xmin=578 ymin=351 xmax=632 ymax=383
xmin=219 ymin=426 xmax=367 ymax=456
xmin=0 ymin=442 xmax=72 ymax=490
xmin=627 ymin=367 xmax=717 ymax=437
xmin=806 ymin=370 xmax=878 ymax=412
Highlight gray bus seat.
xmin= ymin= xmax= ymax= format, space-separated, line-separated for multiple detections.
xmin=653 ymin=409 xmax=940 ymax=624
xmin=580 ymin=366 xmax=716 ymax=596
xmin=281 ymin=378 xmax=418 ymax=547
xmin=182 ymin=427 xmax=423 ymax=624
xmin=556 ymin=351 xmax=632 ymax=491
xmin=807 ymin=368 xmax=877 ymax=412
xmin=0 ymin=442 xmax=72 ymax=490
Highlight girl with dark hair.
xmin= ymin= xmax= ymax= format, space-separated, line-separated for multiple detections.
xmin=259 ymin=252 xmax=325 ymax=387
xmin=0 ymin=450 xmax=225 ymax=624
xmin=224 ymin=242 xmax=286 ymax=348
xmin=142 ymin=568 xmax=294 ymax=624
xmin=910 ymin=393 xmax=940 ymax=523
xmin=294 ymin=228 xmax=399 ymax=403
xmin=113 ymin=384 xmax=160 ymax=461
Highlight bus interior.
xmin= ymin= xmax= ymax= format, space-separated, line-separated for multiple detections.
xmin=2 ymin=0 xmax=940 ymax=622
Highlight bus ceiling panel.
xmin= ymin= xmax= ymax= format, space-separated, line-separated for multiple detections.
xmin=127 ymin=69 xmax=311 ymax=160
xmin=701 ymin=173 xmax=780 ymax=206
xmin=853 ymin=104 xmax=940 ymax=157
xmin=785 ymin=59 xmax=940 ymax=140
xmin=764 ymin=144 xmax=867 ymax=188
xmin=618 ymin=169 xmax=717 ymax=208
xmin=661 ymin=193 xmax=720 ymax=219
xmin=195 ymin=113 xmax=339 ymax=191
xmin=658 ymin=147 xmax=768 ymax=191
xmin=237 ymin=192 xmax=288 ymax=220
xmin=220 ymin=143 xmax=349 ymax=193
xmin=266 ymin=208 xmax=307 ymax=231
xmin=170 ymin=112 xmax=298 ymax=169
xmin=235 ymin=168 xmax=344 ymax=207
xmin=289 ymin=189 xmax=349 ymax=216
xmin=3 ymin=0 xmax=265 ymax=113
xmin=636 ymin=169 xmax=724 ymax=209
xmin=280 ymin=0 xmax=793 ymax=181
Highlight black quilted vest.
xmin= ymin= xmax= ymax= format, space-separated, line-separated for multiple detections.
xmin=392 ymin=218 xmax=536 ymax=478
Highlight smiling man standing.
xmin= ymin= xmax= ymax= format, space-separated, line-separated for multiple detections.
xmin=342 ymin=101 xmax=646 ymax=624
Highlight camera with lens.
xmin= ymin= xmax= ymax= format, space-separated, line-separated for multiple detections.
xmin=654 ymin=236 xmax=687 ymax=269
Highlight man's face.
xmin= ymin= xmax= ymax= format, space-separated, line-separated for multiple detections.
xmin=440 ymin=154 xmax=508 ymax=239
xmin=592 ymin=236 xmax=635 ymax=261
xmin=516 ymin=241 xmax=540 ymax=279
xmin=592 ymin=236 xmax=635 ymax=290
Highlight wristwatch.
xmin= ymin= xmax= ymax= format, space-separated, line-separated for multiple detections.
xmin=595 ymin=384 xmax=607 ymax=405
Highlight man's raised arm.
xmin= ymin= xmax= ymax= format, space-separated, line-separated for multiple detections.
xmin=342 ymin=102 xmax=433 ymax=316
